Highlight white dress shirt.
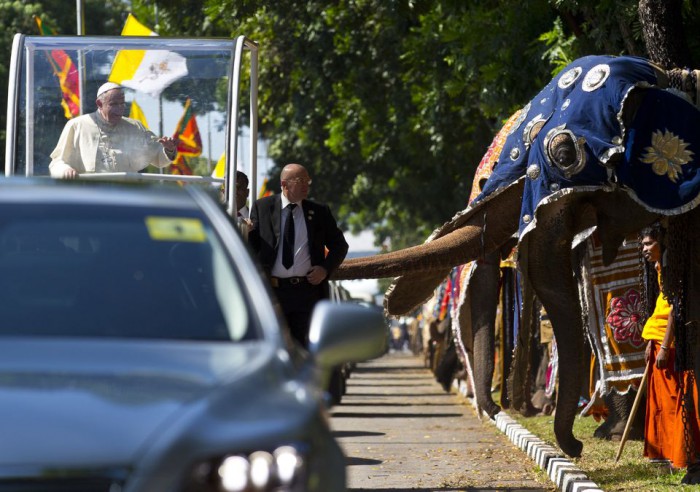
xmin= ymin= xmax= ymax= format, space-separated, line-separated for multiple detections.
xmin=271 ymin=195 xmax=311 ymax=278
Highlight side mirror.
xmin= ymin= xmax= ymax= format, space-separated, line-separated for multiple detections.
xmin=307 ymin=300 xmax=387 ymax=369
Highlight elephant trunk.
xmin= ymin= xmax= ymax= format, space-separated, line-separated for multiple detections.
xmin=467 ymin=254 xmax=502 ymax=419
xmin=332 ymin=180 xmax=523 ymax=282
xmin=333 ymin=223 xmax=485 ymax=280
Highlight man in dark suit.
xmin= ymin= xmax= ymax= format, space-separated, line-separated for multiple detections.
xmin=249 ymin=163 xmax=349 ymax=347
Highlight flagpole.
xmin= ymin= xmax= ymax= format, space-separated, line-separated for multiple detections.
xmin=76 ymin=0 xmax=85 ymax=115
xmin=76 ymin=0 xmax=85 ymax=34
xmin=207 ymin=112 xmax=212 ymax=172
xmin=154 ymin=3 xmax=160 ymax=32
xmin=154 ymin=2 xmax=164 ymax=174
xmin=158 ymin=93 xmax=164 ymax=174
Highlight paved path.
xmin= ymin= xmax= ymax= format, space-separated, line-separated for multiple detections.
xmin=331 ymin=352 xmax=554 ymax=492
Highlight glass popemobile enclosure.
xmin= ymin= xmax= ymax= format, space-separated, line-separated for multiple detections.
xmin=4 ymin=32 xmax=258 ymax=218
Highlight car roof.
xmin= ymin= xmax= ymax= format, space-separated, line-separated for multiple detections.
xmin=0 ymin=178 xmax=208 ymax=210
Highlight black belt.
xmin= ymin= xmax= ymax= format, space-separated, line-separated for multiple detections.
xmin=270 ymin=276 xmax=308 ymax=288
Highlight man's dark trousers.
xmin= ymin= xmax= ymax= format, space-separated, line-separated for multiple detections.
xmin=274 ymin=281 xmax=322 ymax=347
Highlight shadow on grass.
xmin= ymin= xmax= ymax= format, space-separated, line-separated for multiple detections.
xmin=591 ymin=461 xmax=684 ymax=490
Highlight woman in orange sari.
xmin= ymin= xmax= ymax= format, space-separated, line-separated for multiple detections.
xmin=641 ymin=225 xmax=700 ymax=472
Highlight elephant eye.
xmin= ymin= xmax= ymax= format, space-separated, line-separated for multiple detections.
xmin=550 ymin=133 xmax=576 ymax=167
xmin=543 ymin=125 xmax=587 ymax=178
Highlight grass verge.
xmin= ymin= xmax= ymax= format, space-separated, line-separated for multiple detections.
xmin=508 ymin=411 xmax=689 ymax=491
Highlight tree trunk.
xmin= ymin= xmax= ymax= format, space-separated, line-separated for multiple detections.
xmin=638 ymin=0 xmax=692 ymax=68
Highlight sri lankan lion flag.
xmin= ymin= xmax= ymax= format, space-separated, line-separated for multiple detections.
xmin=170 ymin=155 xmax=194 ymax=176
xmin=173 ymin=98 xmax=202 ymax=156
xmin=34 ymin=16 xmax=81 ymax=119
xmin=170 ymin=98 xmax=202 ymax=175
xmin=258 ymin=177 xmax=273 ymax=198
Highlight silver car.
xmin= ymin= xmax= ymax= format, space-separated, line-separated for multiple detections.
xmin=0 ymin=179 xmax=386 ymax=492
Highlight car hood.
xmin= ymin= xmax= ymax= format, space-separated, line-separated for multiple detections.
xmin=0 ymin=338 xmax=283 ymax=469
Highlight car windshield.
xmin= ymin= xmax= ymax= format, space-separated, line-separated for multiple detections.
xmin=0 ymin=203 xmax=255 ymax=342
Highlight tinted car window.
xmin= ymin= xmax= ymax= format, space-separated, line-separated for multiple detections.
xmin=0 ymin=204 xmax=253 ymax=341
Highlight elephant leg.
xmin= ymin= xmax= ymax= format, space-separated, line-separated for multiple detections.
xmin=594 ymin=390 xmax=644 ymax=440
xmin=435 ymin=330 xmax=460 ymax=392
xmin=593 ymin=392 xmax=616 ymax=440
xmin=531 ymin=339 xmax=555 ymax=414
xmin=468 ymin=254 xmax=502 ymax=418
xmin=523 ymin=203 xmax=585 ymax=458
xmin=499 ymin=267 xmax=516 ymax=409
xmin=507 ymin=276 xmax=539 ymax=417
xmin=611 ymin=390 xmax=645 ymax=440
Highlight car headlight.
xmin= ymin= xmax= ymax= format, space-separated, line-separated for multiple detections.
xmin=184 ymin=444 xmax=307 ymax=492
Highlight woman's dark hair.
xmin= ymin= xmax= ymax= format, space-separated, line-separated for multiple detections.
xmin=638 ymin=222 xmax=665 ymax=318
xmin=640 ymin=222 xmax=664 ymax=244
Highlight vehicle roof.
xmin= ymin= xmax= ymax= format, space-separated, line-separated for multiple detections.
xmin=0 ymin=178 xmax=208 ymax=210
xmin=22 ymin=35 xmax=241 ymax=51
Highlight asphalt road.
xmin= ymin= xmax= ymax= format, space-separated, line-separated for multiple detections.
xmin=330 ymin=352 xmax=555 ymax=492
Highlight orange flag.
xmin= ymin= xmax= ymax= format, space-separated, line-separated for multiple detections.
xmin=170 ymin=154 xmax=194 ymax=176
xmin=258 ymin=177 xmax=273 ymax=198
xmin=172 ymin=98 xmax=202 ymax=157
xmin=34 ymin=16 xmax=81 ymax=119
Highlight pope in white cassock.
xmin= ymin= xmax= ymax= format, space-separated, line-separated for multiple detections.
xmin=49 ymin=82 xmax=177 ymax=179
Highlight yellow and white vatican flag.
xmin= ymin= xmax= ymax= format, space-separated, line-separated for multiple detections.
xmin=108 ymin=14 xmax=188 ymax=98
xmin=212 ymin=152 xmax=226 ymax=179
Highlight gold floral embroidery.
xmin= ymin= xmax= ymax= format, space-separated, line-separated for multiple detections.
xmin=640 ymin=129 xmax=693 ymax=183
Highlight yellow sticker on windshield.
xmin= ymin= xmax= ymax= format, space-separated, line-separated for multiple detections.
xmin=145 ymin=217 xmax=206 ymax=242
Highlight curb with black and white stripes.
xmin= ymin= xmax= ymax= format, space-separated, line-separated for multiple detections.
xmin=494 ymin=412 xmax=603 ymax=492
xmin=456 ymin=382 xmax=604 ymax=492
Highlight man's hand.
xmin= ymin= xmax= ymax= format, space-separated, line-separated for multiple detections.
xmin=158 ymin=136 xmax=178 ymax=156
xmin=306 ymin=265 xmax=328 ymax=285
xmin=61 ymin=167 xmax=79 ymax=179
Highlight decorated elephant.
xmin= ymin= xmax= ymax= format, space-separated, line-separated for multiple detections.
xmin=333 ymin=54 xmax=700 ymax=462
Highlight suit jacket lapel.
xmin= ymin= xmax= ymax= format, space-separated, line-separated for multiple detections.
xmin=272 ymin=195 xmax=282 ymax=250
xmin=302 ymin=200 xmax=315 ymax=248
